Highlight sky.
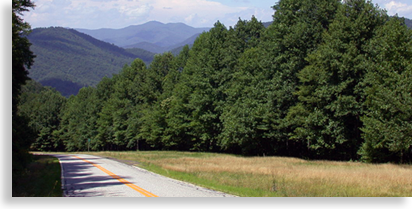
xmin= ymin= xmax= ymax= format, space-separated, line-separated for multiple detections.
xmin=21 ymin=0 xmax=412 ymax=29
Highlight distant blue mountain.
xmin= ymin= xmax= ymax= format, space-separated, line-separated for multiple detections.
xmin=76 ymin=21 xmax=210 ymax=53
xmin=405 ymin=18 xmax=412 ymax=29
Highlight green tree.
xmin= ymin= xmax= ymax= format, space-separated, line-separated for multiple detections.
xmin=165 ymin=22 xmax=230 ymax=152
xmin=58 ymin=87 xmax=99 ymax=151
xmin=359 ymin=17 xmax=412 ymax=163
xmin=13 ymin=0 xmax=35 ymax=115
xmin=18 ymin=80 xmax=66 ymax=151
xmin=159 ymin=46 xmax=192 ymax=150
xmin=267 ymin=0 xmax=341 ymax=157
xmin=95 ymin=59 xmax=148 ymax=150
xmin=292 ymin=0 xmax=387 ymax=160
xmin=137 ymin=53 xmax=177 ymax=149
xmin=220 ymin=48 xmax=274 ymax=155
xmin=220 ymin=0 xmax=340 ymax=156
xmin=12 ymin=0 xmax=36 ymax=185
xmin=218 ymin=17 xmax=269 ymax=155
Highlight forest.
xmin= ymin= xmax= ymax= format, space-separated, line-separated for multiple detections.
xmin=17 ymin=0 xmax=412 ymax=164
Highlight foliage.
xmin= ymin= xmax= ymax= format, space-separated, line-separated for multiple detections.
xmin=12 ymin=0 xmax=35 ymax=114
xmin=359 ymin=17 xmax=412 ymax=163
xmin=291 ymin=0 xmax=388 ymax=160
xmin=12 ymin=0 xmax=36 ymax=190
xmin=18 ymin=80 xmax=66 ymax=151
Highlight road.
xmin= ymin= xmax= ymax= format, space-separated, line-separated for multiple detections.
xmin=51 ymin=154 xmax=235 ymax=197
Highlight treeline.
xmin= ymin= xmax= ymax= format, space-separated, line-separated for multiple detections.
xmin=13 ymin=0 xmax=36 ymax=192
xmin=19 ymin=0 xmax=412 ymax=163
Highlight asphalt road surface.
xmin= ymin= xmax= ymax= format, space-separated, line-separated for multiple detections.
xmin=51 ymin=154 xmax=235 ymax=197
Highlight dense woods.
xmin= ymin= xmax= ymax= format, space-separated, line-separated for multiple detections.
xmin=13 ymin=0 xmax=36 ymax=190
xmin=18 ymin=0 xmax=412 ymax=163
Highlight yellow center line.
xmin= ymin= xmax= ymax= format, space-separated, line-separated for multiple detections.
xmin=73 ymin=155 xmax=158 ymax=197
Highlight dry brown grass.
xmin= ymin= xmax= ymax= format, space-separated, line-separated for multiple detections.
xmin=79 ymin=151 xmax=412 ymax=197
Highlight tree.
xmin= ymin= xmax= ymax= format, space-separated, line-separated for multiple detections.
xmin=58 ymin=87 xmax=99 ymax=151
xmin=165 ymin=22 xmax=230 ymax=152
xmin=18 ymin=81 xmax=66 ymax=151
xmin=292 ymin=0 xmax=387 ymax=160
xmin=12 ymin=0 xmax=36 ymax=185
xmin=220 ymin=47 xmax=274 ymax=155
xmin=12 ymin=0 xmax=35 ymax=115
xmin=219 ymin=18 xmax=269 ymax=155
xmin=359 ymin=17 xmax=412 ymax=163
xmin=137 ymin=53 xmax=177 ymax=150
xmin=95 ymin=59 xmax=148 ymax=151
xmin=220 ymin=0 xmax=340 ymax=156
xmin=267 ymin=0 xmax=341 ymax=158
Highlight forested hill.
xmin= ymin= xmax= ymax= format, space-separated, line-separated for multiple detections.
xmin=28 ymin=27 xmax=155 ymax=97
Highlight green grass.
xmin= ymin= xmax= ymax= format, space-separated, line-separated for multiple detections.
xmin=12 ymin=154 xmax=63 ymax=197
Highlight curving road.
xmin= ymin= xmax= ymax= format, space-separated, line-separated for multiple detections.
xmin=51 ymin=154 xmax=235 ymax=197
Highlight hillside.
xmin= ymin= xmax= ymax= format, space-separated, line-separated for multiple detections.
xmin=28 ymin=27 xmax=155 ymax=97
xmin=405 ymin=18 xmax=412 ymax=29
xmin=76 ymin=21 xmax=210 ymax=53
xmin=124 ymin=33 xmax=201 ymax=54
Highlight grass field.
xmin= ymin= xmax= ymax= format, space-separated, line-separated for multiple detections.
xmin=12 ymin=154 xmax=62 ymax=197
xmin=69 ymin=151 xmax=412 ymax=197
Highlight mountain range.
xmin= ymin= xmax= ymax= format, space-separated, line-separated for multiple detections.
xmin=27 ymin=22 xmax=211 ymax=97
xmin=76 ymin=21 xmax=210 ymax=54
xmin=27 ymin=27 xmax=156 ymax=97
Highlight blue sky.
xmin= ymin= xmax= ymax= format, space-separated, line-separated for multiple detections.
xmin=22 ymin=0 xmax=412 ymax=29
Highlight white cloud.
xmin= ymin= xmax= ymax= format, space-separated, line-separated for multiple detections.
xmin=148 ymin=0 xmax=252 ymax=27
xmin=384 ymin=1 xmax=412 ymax=17
xmin=119 ymin=4 xmax=153 ymax=18
xmin=371 ymin=0 xmax=412 ymax=18
xmin=24 ymin=0 xmax=274 ymax=29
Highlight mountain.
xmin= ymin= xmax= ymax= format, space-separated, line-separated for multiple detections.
xmin=27 ymin=27 xmax=155 ymax=97
xmin=405 ymin=18 xmax=412 ymax=29
xmin=263 ymin=21 xmax=272 ymax=28
xmin=124 ymin=33 xmax=202 ymax=54
xmin=76 ymin=21 xmax=210 ymax=53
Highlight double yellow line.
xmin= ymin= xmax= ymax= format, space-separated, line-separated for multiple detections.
xmin=74 ymin=156 xmax=158 ymax=197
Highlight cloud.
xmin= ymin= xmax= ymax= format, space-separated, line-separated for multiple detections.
xmin=371 ymin=0 xmax=412 ymax=18
xmin=119 ymin=4 xmax=153 ymax=18
xmin=149 ymin=0 xmax=251 ymax=27
xmin=24 ymin=0 xmax=274 ymax=29
xmin=384 ymin=1 xmax=412 ymax=17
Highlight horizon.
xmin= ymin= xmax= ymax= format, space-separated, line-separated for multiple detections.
xmin=22 ymin=0 xmax=412 ymax=30
xmin=32 ymin=19 xmax=272 ymax=31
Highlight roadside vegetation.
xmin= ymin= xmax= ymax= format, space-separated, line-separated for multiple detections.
xmin=72 ymin=151 xmax=412 ymax=197
xmin=12 ymin=154 xmax=62 ymax=197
